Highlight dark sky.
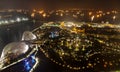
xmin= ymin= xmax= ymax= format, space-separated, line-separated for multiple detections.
xmin=0 ymin=0 xmax=120 ymax=10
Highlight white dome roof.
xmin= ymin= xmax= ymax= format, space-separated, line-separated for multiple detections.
xmin=22 ymin=31 xmax=37 ymax=41
xmin=1 ymin=42 xmax=29 ymax=59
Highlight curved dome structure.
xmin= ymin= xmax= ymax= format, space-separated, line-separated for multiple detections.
xmin=0 ymin=41 xmax=38 ymax=71
xmin=1 ymin=42 xmax=29 ymax=59
xmin=22 ymin=31 xmax=37 ymax=41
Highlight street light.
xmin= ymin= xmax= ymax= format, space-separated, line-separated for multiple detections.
xmin=113 ymin=16 xmax=116 ymax=20
xmin=91 ymin=16 xmax=94 ymax=22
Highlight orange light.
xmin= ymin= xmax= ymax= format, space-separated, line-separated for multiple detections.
xmin=33 ymin=9 xmax=36 ymax=12
xmin=89 ymin=12 xmax=92 ymax=16
xmin=96 ymin=15 xmax=100 ymax=18
xmin=91 ymin=16 xmax=95 ymax=21
xmin=43 ymin=13 xmax=46 ymax=18
xmin=39 ymin=10 xmax=44 ymax=14
xmin=104 ymin=64 xmax=107 ymax=68
xmin=60 ymin=13 xmax=63 ymax=16
xmin=31 ymin=13 xmax=35 ymax=17
xmin=113 ymin=16 xmax=116 ymax=20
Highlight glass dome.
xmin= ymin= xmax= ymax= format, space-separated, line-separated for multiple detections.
xmin=22 ymin=31 xmax=37 ymax=41
xmin=1 ymin=42 xmax=29 ymax=59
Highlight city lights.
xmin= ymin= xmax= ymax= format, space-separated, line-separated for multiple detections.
xmin=0 ymin=4 xmax=120 ymax=72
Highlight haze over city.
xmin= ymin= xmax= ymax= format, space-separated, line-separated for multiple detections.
xmin=0 ymin=0 xmax=120 ymax=10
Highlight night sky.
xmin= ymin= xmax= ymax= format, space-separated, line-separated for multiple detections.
xmin=0 ymin=0 xmax=120 ymax=10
